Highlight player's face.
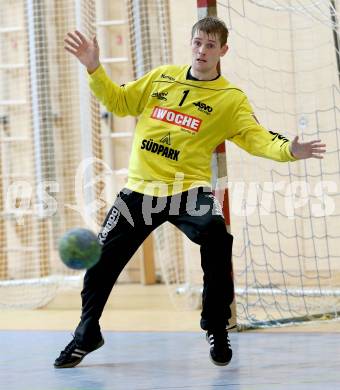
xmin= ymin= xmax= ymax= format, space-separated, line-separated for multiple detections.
xmin=191 ymin=30 xmax=228 ymax=79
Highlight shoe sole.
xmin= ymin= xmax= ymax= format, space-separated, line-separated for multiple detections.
xmin=54 ymin=338 xmax=104 ymax=369
xmin=209 ymin=354 xmax=231 ymax=366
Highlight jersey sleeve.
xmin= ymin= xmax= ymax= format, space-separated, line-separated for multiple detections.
xmin=88 ymin=65 xmax=159 ymax=117
xmin=227 ymin=94 xmax=297 ymax=162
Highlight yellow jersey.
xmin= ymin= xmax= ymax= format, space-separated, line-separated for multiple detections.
xmin=89 ymin=64 xmax=296 ymax=196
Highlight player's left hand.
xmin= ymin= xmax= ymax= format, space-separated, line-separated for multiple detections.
xmin=290 ymin=136 xmax=326 ymax=159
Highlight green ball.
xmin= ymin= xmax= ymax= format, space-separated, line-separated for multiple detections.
xmin=58 ymin=228 xmax=102 ymax=270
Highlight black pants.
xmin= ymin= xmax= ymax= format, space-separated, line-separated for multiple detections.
xmin=75 ymin=187 xmax=234 ymax=346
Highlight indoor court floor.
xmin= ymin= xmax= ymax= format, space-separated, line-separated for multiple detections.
xmin=1 ymin=329 xmax=340 ymax=390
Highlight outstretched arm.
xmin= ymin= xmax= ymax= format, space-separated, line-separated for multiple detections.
xmin=290 ymin=136 xmax=326 ymax=160
xmin=64 ymin=30 xmax=100 ymax=73
xmin=227 ymin=94 xmax=327 ymax=162
xmin=63 ymin=30 xmax=158 ymax=117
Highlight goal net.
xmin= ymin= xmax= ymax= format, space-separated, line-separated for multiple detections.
xmin=0 ymin=0 xmax=175 ymax=309
xmin=0 ymin=0 xmax=105 ymax=308
xmin=216 ymin=0 xmax=340 ymax=328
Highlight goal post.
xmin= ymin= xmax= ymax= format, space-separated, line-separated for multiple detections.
xmin=196 ymin=0 xmax=237 ymax=328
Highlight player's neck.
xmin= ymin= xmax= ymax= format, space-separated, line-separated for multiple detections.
xmin=190 ymin=66 xmax=219 ymax=81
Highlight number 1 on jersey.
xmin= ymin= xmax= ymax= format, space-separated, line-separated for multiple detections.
xmin=179 ymin=90 xmax=190 ymax=106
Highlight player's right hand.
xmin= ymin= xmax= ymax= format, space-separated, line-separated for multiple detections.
xmin=64 ymin=31 xmax=100 ymax=73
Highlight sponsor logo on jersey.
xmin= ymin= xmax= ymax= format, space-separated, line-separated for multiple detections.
xmin=151 ymin=106 xmax=202 ymax=132
xmin=269 ymin=131 xmax=289 ymax=145
xmin=193 ymin=101 xmax=213 ymax=115
xmin=161 ymin=73 xmax=175 ymax=81
xmin=141 ymin=138 xmax=180 ymax=161
xmin=160 ymin=132 xmax=171 ymax=145
xmin=151 ymin=91 xmax=168 ymax=101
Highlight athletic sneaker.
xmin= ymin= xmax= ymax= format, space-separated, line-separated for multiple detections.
xmin=54 ymin=336 xmax=104 ymax=368
xmin=206 ymin=330 xmax=232 ymax=366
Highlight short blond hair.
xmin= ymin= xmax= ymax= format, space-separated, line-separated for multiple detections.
xmin=191 ymin=16 xmax=229 ymax=47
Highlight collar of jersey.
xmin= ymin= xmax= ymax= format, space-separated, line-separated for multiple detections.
xmin=186 ymin=66 xmax=221 ymax=82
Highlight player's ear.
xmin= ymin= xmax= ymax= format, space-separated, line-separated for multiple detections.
xmin=220 ymin=44 xmax=229 ymax=57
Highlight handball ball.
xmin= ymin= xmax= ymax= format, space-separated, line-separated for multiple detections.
xmin=58 ymin=228 xmax=101 ymax=270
